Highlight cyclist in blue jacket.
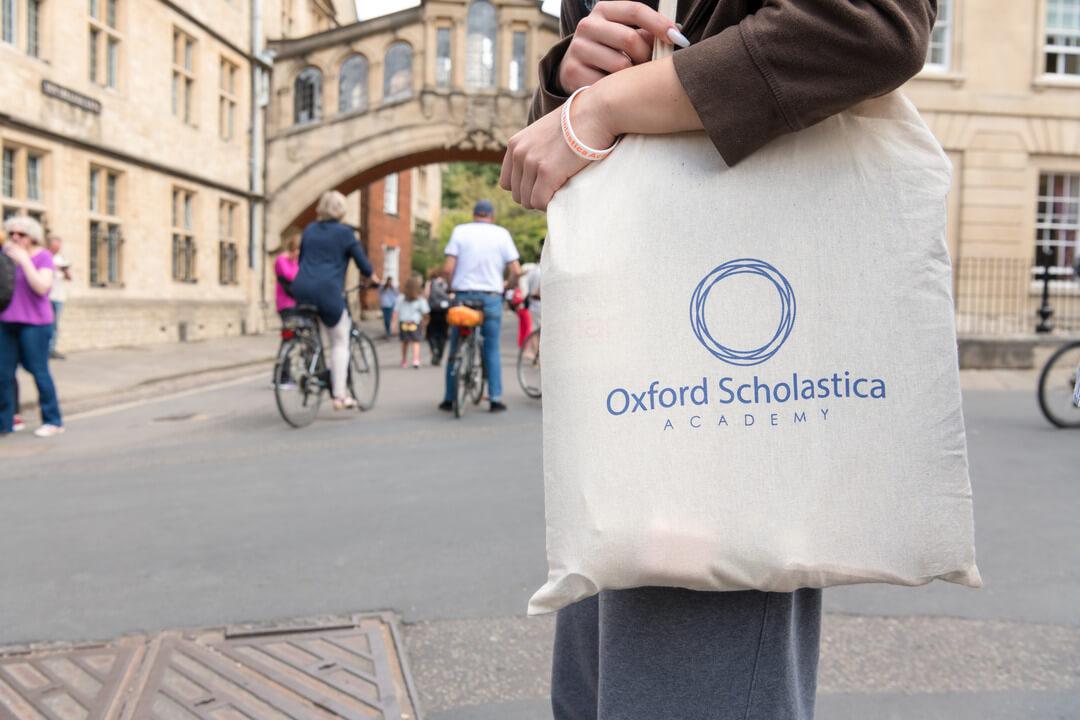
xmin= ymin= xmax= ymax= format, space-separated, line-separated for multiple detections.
xmin=291 ymin=191 xmax=378 ymax=410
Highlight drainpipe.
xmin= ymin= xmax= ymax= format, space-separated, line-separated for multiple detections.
xmin=250 ymin=0 xmax=270 ymax=312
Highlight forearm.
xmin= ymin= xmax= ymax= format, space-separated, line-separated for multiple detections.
xmin=576 ymin=56 xmax=702 ymax=144
xmin=22 ymin=265 xmax=52 ymax=296
xmin=349 ymin=242 xmax=374 ymax=277
xmin=354 ymin=256 xmax=374 ymax=277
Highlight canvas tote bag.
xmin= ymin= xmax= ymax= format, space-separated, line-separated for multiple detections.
xmin=530 ymin=0 xmax=981 ymax=615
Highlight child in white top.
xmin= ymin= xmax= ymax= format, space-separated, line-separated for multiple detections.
xmin=393 ymin=273 xmax=430 ymax=368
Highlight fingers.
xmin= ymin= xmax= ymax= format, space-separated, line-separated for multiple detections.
xmin=559 ymin=1 xmax=684 ymax=94
xmin=558 ymin=61 xmax=607 ymax=96
xmin=529 ymin=169 xmax=561 ymax=212
xmin=511 ymin=141 xmax=526 ymax=205
xmin=520 ymin=159 xmax=539 ymax=210
xmin=576 ymin=12 xmax=654 ymax=65
xmin=571 ymin=40 xmax=635 ymax=76
xmin=502 ymin=108 xmax=590 ymax=211
xmin=499 ymin=144 xmax=514 ymax=191
xmin=592 ymin=1 xmax=680 ymax=48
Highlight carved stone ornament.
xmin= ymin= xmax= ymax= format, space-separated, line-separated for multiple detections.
xmin=446 ymin=127 xmax=504 ymax=152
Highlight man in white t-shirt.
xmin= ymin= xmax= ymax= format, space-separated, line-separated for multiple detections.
xmin=440 ymin=200 xmax=520 ymax=413
xmin=518 ymin=260 xmax=542 ymax=324
xmin=47 ymin=235 xmax=71 ymax=360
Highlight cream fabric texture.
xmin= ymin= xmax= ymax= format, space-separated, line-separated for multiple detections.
xmin=530 ymin=92 xmax=981 ymax=615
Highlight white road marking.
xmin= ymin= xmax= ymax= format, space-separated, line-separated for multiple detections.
xmin=65 ymin=371 xmax=268 ymax=422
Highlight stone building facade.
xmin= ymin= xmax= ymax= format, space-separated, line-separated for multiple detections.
xmin=10 ymin=0 xmax=1072 ymax=351
xmin=1 ymin=0 xmax=544 ymax=351
xmin=2 ymin=0 xmax=269 ymax=350
xmin=905 ymin=0 xmax=1080 ymax=334
xmin=0 ymin=0 xmax=360 ymax=351
xmin=262 ymin=0 xmax=558 ymax=252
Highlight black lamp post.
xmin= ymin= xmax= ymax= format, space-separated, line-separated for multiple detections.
xmin=1036 ymin=246 xmax=1054 ymax=334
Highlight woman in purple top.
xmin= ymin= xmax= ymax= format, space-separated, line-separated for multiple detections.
xmin=0 ymin=216 xmax=63 ymax=437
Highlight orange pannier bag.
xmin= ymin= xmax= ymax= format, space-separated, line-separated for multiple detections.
xmin=447 ymin=305 xmax=483 ymax=327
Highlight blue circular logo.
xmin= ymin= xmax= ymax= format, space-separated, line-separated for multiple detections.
xmin=690 ymin=259 xmax=796 ymax=366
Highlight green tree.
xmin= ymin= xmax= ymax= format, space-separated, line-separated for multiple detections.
xmin=410 ymin=219 xmax=439 ymax=277
xmin=439 ymin=162 xmax=547 ymax=263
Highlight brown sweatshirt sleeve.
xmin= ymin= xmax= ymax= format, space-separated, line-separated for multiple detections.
xmin=529 ymin=0 xmax=588 ymax=124
xmin=531 ymin=0 xmax=935 ymax=165
xmin=673 ymin=0 xmax=936 ymax=165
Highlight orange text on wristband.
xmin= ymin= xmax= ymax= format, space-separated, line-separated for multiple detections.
xmin=560 ymin=86 xmax=620 ymax=162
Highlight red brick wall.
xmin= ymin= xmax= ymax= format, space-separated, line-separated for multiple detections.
xmin=360 ymin=171 xmax=413 ymax=308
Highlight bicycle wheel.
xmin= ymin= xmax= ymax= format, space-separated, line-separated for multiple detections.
xmin=347 ymin=330 xmax=380 ymax=410
xmin=1037 ymin=340 xmax=1080 ymax=428
xmin=517 ymin=329 xmax=542 ymax=399
xmin=452 ymin=344 xmax=471 ymax=418
xmin=469 ymin=335 xmax=485 ymax=405
xmin=274 ymin=336 xmax=324 ymax=428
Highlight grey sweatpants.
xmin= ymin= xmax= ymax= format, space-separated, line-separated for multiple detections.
xmin=551 ymin=587 xmax=821 ymax=720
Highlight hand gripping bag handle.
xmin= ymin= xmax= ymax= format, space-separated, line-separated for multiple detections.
xmin=653 ymin=0 xmax=678 ymax=60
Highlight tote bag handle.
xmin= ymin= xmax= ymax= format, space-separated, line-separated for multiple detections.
xmin=653 ymin=0 xmax=678 ymax=60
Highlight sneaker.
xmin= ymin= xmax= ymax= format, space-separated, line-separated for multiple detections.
xmin=12 ymin=415 xmax=25 ymax=432
xmin=413 ymin=361 xmax=421 ymax=369
xmin=278 ymin=382 xmax=297 ymax=391
xmin=490 ymin=401 xmax=508 ymax=413
xmin=49 ymin=351 xmax=66 ymax=360
xmin=438 ymin=400 xmax=453 ymax=412
xmin=34 ymin=424 xmax=64 ymax=438
xmin=400 ymin=361 xmax=408 ymax=368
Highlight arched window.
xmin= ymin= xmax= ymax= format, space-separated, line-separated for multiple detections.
xmin=383 ymin=42 xmax=413 ymax=102
xmin=465 ymin=0 xmax=496 ymax=89
xmin=339 ymin=55 xmax=369 ymax=113
xmin=294 ymin=67 xmax=322 ymax=124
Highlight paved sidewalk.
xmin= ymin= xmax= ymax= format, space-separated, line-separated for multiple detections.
xmin=12 ymin=330 xmax=1038 ymax=418
xmin=15 ymin=334 xmax=281 ymax=416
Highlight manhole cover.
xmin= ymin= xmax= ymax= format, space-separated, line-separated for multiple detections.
xmin=0 ymin=614 xmax=420 ymax=720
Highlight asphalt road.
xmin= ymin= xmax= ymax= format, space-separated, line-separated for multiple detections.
xmin=1 ymin=324 xmax=1077 ymax=719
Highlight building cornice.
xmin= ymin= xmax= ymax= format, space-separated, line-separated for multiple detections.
xmin=0 ymin=114 xmax=264 ymax=201
xmin=268 ymin=7 xmax=427 ymax=59
xmin=156 ymin=0 xmax=272 ymax=68
xmin=268 ymin=1 xmax=558 ymax=59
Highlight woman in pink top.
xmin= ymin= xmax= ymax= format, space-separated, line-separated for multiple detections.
xmin=272 ymin=233 xmax=301 ymax=387
xmin=275 ymin=233 xmax=301 ymax=314
xmin=0 ymin=216 xmax=62 ymax=437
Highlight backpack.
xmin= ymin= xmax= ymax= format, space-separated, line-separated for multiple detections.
xmin=0 ymin=253 xmax=15 ymax=314
xmin=429 ymin=277 xmax=450 ymax=310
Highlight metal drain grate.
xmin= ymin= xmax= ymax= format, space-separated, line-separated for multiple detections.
xmin=0 ymin=614 xmax=420 ymax=720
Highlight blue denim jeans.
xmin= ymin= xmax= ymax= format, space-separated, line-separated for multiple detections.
xmin=49 ymin=300 xmax=63 ymax=353
xmin=381 ymin=307 xmax=394 ymax=335
xmin=0 ymin=322 xmax=62 ymax=431
xmin=443 ymin=292 xmax=504 ymax=404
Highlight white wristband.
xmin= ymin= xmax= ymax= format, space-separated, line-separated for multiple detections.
xmin=560 ymin=86 xmax=620 ymax=161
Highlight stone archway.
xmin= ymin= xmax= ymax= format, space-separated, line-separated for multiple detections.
xmin=265 ymin=0 xmax=558 ymax=241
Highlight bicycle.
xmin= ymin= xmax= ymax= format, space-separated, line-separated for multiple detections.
xmin=517 ymin=327 xmax=541 ymax=399
xmin=273 ymin=283 xmax=380 ymax=428
xmin=1037 ymin=338 xmax=1080 ymax=428
xmin=448 ymin=299 xmax=487 ymax=418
